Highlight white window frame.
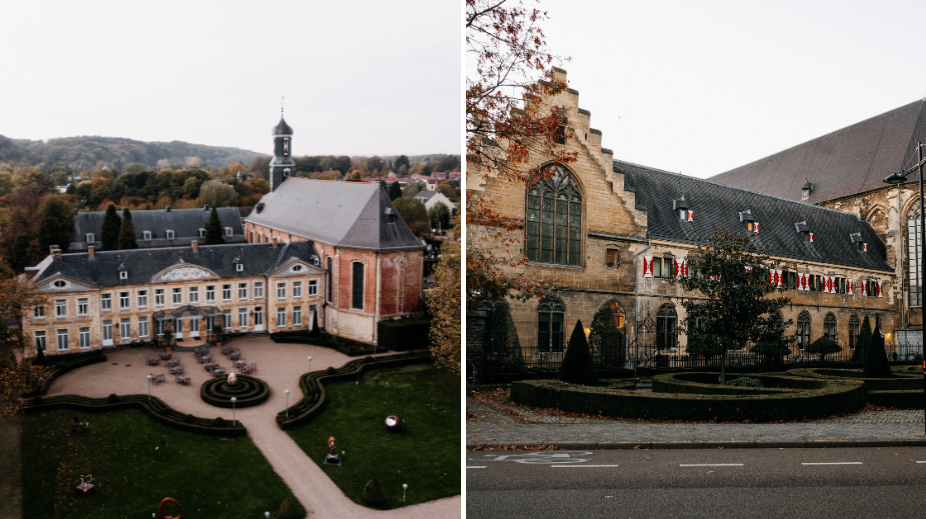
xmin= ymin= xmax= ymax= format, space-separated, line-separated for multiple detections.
xmin=222 ymin=284 xmax=232 ymax=301
xmin=236 ymin=263 xmax=244 ymax=272
xmin=137 ymin=290 xmax=148 ymax=308
xmin=206 ymin=285 xmax=215 ymax=302
xmin=199 ymin=228 xmax=206 ymax=238
xmin=225 ymin=227 xmax=233 ymax=237
xmin=172 ymin=287 xmax=182 ymax=305
xmin=238 ymin=308 xmax=248 ymax=328
xmin=308 ymin=280 xmax=318 ymax=297
xmin=154 ymin=289 xmax=165 ymax=307
xmin=277 ymin=308 xmax=286 ymax=327
xmin=143 ymin=231 xmax=151 ymax=241
xmin=79 ymin=327 xmax=90 ymax=349
xmin=238 ymin=282 xmax=248 ymax=300
xmin=120 ymin=271 xmax=128 ymax=280
xmin=223 ymin=310 xmax=232 ymax=329
xmin=119 ymin=291 xmax=130 ymax=310
xmin=293 ymin=306 xmax=302 ymax=326
xmin=254 ymin=282 xmax=264 ymax=298
xmin=138 ymin=317 xmax=149 ymax=338
xmin=277 ymin=282 xmax=286 ymax=299
xmin=33 ymin=305 xmax=45 ymax=319
xmin=120 ymin=318 xmax=131 ymax=340
xmin=166 ymin=230 xmax=175 ymax=240
xmin=101 ymin=293 xmax=112 ymax=311
xmin=34 ymin=331 xmax=46 ymax=353
xmin=86 ymin=233 xmax=95 ymax=243
xmin=57 ymin=329 xmax=68 ymax=351
xmin=78 ymin=298 xmax=89 ymax=316
xmin=55 ymin=299 xmax=67 ymax=318
xmin=189 ymin=286 xmax=199 ymax=304
xmin=293 ymin=281 xmax=303 ymax=298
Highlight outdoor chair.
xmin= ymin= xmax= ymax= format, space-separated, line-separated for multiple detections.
xmin=169 ymin=365 xmax=184 ymax=375
xmin=175 ymin=375 xmax=190 ymax=385
xmin=146 ymin=357 xmax=159 ymax=366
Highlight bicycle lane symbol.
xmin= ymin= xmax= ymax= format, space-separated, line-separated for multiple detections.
xmin=471 ymin=451 xmax=593 ymax=464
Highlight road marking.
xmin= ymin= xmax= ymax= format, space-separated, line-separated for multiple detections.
xmin=679 ymin=464 xmax=744 ymax=467
xmin=916 ymin=461 xmax=926 ymax=464
xmin=552 ymin=465 xmax=619 ymax=468
xmin=801 ymin=462 xmax=862 ymax=465
xmin=467 ymin=466 xmax=487 ymax=469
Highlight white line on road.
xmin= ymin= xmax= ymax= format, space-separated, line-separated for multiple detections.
xmin=801 ymin=462 xmax=862 ymax=465
xmin=916 ymin=461 xmax=926 ymax=464
xmin=467 ymin=466 xmax=487 ymax=469
xmin=550 ymin=464 xmax=618 ymax=469
xmin=679 ymin=464 xmax=744 ymax=467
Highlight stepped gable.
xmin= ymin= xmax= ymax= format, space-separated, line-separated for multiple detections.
xmin=33 ymin=241 xmax=322 ymax=288
xmin=244 ymin=177 xmax=424 ymax=250
xmin=618 ymin=160 xmax=892 ymax=272
xmin=70 ymin=207 xmax=246 ymax=251
xmin=708 ymin=100 xmax=926 ymax=203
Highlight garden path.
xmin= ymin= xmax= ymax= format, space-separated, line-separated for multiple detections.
xmin=46 ymin=337 xmax=460 ymax=518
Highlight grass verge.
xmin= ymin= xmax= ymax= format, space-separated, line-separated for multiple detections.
xmin=285 ymin=364 xmax=460 ymax=509
xmin=23 ymin=409 xmax=304 ymax=519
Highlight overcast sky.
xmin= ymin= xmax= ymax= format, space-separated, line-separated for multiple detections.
xmin=0 ymin=0 xmax=460 ymax=157
xmin=528 ymin=0 xmax=926 ymax=178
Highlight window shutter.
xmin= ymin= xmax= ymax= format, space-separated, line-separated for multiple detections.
xmin=683 ymin=258 xmax=689 ymax=277
xmin=847 ymin=279 xmax=853 ymax=295
xmin=754 ymin=222 xmax=760 ymax=233
xmin=809 ymin=232 xmax=814 ymax=243
xmin=861 ymin=281 xmax=868 ymax=297
xmin=643 ymin=256 xmax=653 ymax=278
xmin=878 ymin=282 xmax=883 ymax=298
xmin=775 ymin=269 xmax=782 ymax=287
xmin=687 ymin=210 xmax=693 ymax=222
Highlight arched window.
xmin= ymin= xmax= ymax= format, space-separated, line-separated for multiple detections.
xmin=823 ymin=312 xmax=837 ymax=340
xmin=908 ymin=202 xmax=922 ymax=306
xmin=537 ymin=299 xmax=565 ymax=353
xmin=351 ymin=262 xmax=364 ymax=310
xmin=656 ymin=303 xmax=677 ymax=350
xmin=848 ymin=315 xmax=860 ymax=350
xmin=525 ymin=164 xmax=582 ymax=266
xmin=607 ymin=300 xmax=625 ymax=328
xmin=797 ymin=311 xmax=811 ymax=349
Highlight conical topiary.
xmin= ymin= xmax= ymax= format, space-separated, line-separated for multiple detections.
xmin=362 ymin=478 xmax=386 ymax=506
xmin=485 ymin=303 xmax=525 ymax=373
xmin=863 ymin=324 xmax=893 ymax=378
xmin=852 ymin=315 xmax=873 ymax=362
xmin=278 ymin=497 xmax=301 ymax=519
xmin=558 ymin=319 xmax=600 ymax=386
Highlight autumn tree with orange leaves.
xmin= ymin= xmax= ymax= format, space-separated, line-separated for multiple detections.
xmin=0 ymin=277 xmax=51 ymax=416
xmin=466 ymin=0 xmax=576 ymax=303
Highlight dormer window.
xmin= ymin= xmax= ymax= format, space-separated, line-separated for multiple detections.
xmin=225 ymin=227 xmax=233 ymax=237
xmin=283 ymin=138 xmax=289 ymax=156
xmin=86 ymin=233 xmax=95 ymax=243
xmin=673 ymin=198 xmax=691 ymax=221
xmin=850 ymin=232 xmax=866 ymax=251
xmin=120 ymin=271 xmax=128 ymax=280
xmin=385 ymin=207 xmax=397 ymax=224
xmin=236 ymin=263 xmax=244 ymax=272
xmin=802 ymin=180 xmax=814 ymax=200
xmin=739 ymin=210 xmax=758 ymax=233
xmin=166 ymin=230 xmax=175 ymax=240
xmin=199 ymin=228 xmax=206 ymax=238
xmin=293 ymin=264 xmax=303 ymax=272
xmin=747 ymin=221 xmax=759 ymax=233
xmin=795 ymin=221 xmax=813 ymax=242
xmin=143 ymin=231 xmax=151 ymax=241
xmin=53 ymin=280 xmax=66 ymax=288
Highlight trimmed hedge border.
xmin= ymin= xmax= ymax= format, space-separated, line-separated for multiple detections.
xmin=511 ymin=375 xmax=866 ymax=422
xmin=22 ymin=394 xmax=246 ymax=436
xmin=376 ymin=319 xmax=431 ymax=351
xmin=200 ymin=374 xmax=270 ymax=409
xmin=276 ymin=351 xmax=433 ymax=430
xmin=25 ymin=351 xmax=108 ymax=397
xmin=789 ymin=367 xmax=923 ymax=408
xmin=652 ymin=372 xmax=825 ymax=396
xmin=270 ymin=330 xmax=377 ymax=357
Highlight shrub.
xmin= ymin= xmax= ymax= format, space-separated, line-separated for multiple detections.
xmin=107 ymin=394 xmax=121 ymax=404
xmin=863 ymin=325 xmax=892 ymax=378
xmin=183 ymin=414 xmax=196 ymax=423
xmin=362 ymin=478 xmax=386 ymax=506
xmin=806 ymin=337 xmax=841 ymax=359
xmin=852 ymin=316 xmax=873 ymax=362
xmin=558 ymin=320 xmax=599 ymax=386
xmin=278 ymin=497 xmax=302 ymax=519
xmin=484 ymin=303 xmax=525 ymax=374
xmin=211 ymin=417 xmax=226 ymax=427
xmin=726 ymin=377 xmax=763 ymax=387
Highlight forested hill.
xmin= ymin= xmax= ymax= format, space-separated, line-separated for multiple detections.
xmin=0 ymin=134 xmax=264 ymax=172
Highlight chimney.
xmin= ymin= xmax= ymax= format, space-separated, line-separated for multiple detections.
xmin=88 ymin=245 xmax=95 ymax=258
xmin=271 ymin=237 xmax=278 ymax=248
xmin=204 ymin=204 xmax=210 ymax=211
xmin=50 ymin=245 xmax=61 ymax=258
xmin=192 ymin=240 xmax=199 ymax=252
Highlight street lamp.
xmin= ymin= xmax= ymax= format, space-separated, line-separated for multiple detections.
xmin=307 ymin=356 xmax=312 ymax=380
xmin=147 ymin=374 xmax=153 ymax=403
xmin=231 ymin=397 xmax=237 ymax=426
xmin=884 ymin=139 xmax=926 ymax=435
xmin=402 ymin=483 xmax=408 ymax=502
xmin=265 ymin=512 xmax=270 ymax=518
xmin=285 ymin=389 xmax=290 ymax=418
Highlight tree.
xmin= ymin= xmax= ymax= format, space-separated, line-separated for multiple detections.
xmin=676 ymin=227 xmax=791 ymax=356
xmin=379 ymin=179 xmax=388 ymax=192
xmin=117 ymin=208 xmax=138 ymax=249
xmin=588 ymin=307 xmax=623 ymax=371
xmin=366 ymin=156 xmax=385 ymax=172
xmin=428 ymin=202 xmax=451 ymax=229
xmin=101 ymin=204 xmax=121 ymax=250
xmin=863 ymin=323 xmax=893 ymax=378
xmin=37 ymin=196 xmax=75 ymax=254
xmin=362 ymin=478 xmax=386 ymax=506
xmin=388 ymin=181 xmax=402 ymax=200
xmin=204 ymin=207 xmax=225 ymax=245
xmin=278 ymin=497 xmax=301 ymax=519
xmin=466 ymin=0 xmax=576 ymax=303
xmin=393 ymin=154 xmax=410 ymax=171
xmin=0 ymin=278 xmax=51 ymax=416
xmin=805 ymin=336 xmax=841 ymax=361
xmin=852 ymin=316 xmax=873 ymax=362
xmin=438 ymin=180 xmax=459 ymax=201
xmin=346 ymin=170 xmax=363 ymax=182
xmin=199 ymin=179 xmax=237 ymax=207
xmin=402 ymin=183 xmax=422 ymax=198
xmin=393 ymin=197 xmax=428 ymax=235
xmin=749 ymin=310 xmax=793 ymax=363
xmin=558 ymin=320 xmax=599 ymax=385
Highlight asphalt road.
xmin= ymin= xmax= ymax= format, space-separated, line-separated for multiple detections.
xmin=466 ymin=447 xmax=926 ymax=518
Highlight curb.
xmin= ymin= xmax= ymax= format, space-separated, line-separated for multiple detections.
xmin=466 ymin=438 xmax=926 ymax=450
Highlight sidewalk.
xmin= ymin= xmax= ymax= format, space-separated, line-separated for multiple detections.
xmin=466 ymin=390 xmax=926 ymax=450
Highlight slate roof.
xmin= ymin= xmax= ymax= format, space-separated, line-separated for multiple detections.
xmin=708 ymin=100 xmax=926 ymax=203
xmin=244 ymin=178 xmax=425 ymax=250
xmin=618 ymin=160 xmax=892 ymax=272
xmin=33 ymin=241 xmax=322 ymax=288
xmin=273 ymin=116 xmax=293 ymax=135
xmin=415 ymin=190 xmax=438 ymax=200
xmin=70 ymin=207 xmax=245 ymax=251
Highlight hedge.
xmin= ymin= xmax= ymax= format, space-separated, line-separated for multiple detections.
xmin=652 ymin=372 xmax=824 ymax=396
xmin=376 ymin=319 xmax=431 ymax=351
xmin=23 ymin=394 xmax=247 ymax=436
xmin=511 ymin=375 xmax=866 ymax=422
xmin=867 ymin=390 xmax=924 ymax=408
xmin=25 ymin=351 xmax=108 ymax=397
xmin=270 ymin=330 xmax=377 ymax=356
xmin=788 ymin=368 xmax=920 ymax=391
xmin=276 ymin=351 xmax=433 ymax=430
xmin=200 ymin=374 xmax=270 ymax=408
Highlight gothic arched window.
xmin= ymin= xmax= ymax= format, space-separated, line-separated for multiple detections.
xmin=526 ymin=164 xmax=582 ymax=266
xmin=797 ymin=311 xmax=811 ymax=349
xmin=537 ymin=299 xmax=565 ymax=353
xmin=908 ymin=202 xmax=922 ymax=306
xmin=607 ymin=300 xmax=625 ymax=328
xmin=848 ymin=315 xmax=860 ymax=350
xmin=823 ymin=312 xmax=837 ymax=340
xmin=656 ymin=303 xmax=677 ymax=350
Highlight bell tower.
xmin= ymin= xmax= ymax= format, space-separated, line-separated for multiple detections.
xmin=269 ymin=106 xmax=295 ymax=192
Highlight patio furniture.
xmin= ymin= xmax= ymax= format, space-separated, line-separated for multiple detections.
xmin=169 ymin=365 xmax=185 ymax=375
xmin=233 ymin=359 xmax=247 ymax=369
xmin=146 ymin=357 xmax=159 ymax=366
xmin=158 ymin=352 xmax=172 ymax=360
xmin=150 ymin=374 xmax=165 ymax=384
xmin=175 ymin=375 xmax=191 ymax=385
xmin=204 ymin=362 xmax=219 ymax=372
xmin=166 ymin=358 xmax=180 ymax=367
xmin=229 ymin=351 xmax=241 ymax=361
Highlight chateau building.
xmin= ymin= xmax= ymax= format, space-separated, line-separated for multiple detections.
xmin=23 ymin=240 xmax=324 ymax=358
xmin=468 ymin=68 xmax=897 ymax=372
xmin=243 ymin=114 xmax=426 ymax=344
xmin=710 ymin=100 xmax=926 ymax=344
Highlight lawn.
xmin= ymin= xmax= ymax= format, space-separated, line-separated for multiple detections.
xmin=23 ymin=409 xmax=303 ymax=519
xmin=285 ymin=363 xmax=460 ymax=509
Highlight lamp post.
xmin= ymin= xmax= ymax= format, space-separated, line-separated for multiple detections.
xmin=402 ymin=483 xmax=408 ymax=502
xmin=285 ymin=389 xmax=290 ymax=418
xmin=307 ymin=356 xmax=312 ymax=380
xmin=231 ymin=397 xmax=237 ymax=426
xmin=265 ymin=511 xmax=270 ymax=518
xmin=884 ymin=140 xmax=926 ymax=435
xmin=147 ymin=374 xmax=152 ymax=403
